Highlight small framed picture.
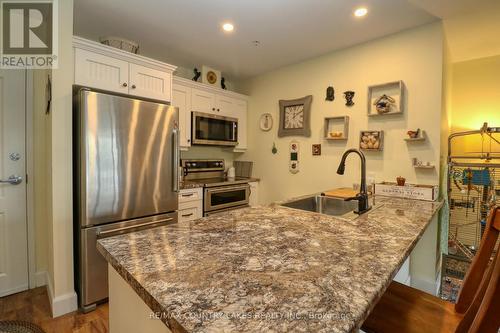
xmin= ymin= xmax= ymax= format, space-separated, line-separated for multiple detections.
xmin=359 ymin=130 xmax=383 ymax=151
xmin=312 ymin=144 xmax=321 ymax=156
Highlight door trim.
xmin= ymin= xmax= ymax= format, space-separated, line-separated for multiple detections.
xmin=25 ymin=70 xmax=36 ymax=289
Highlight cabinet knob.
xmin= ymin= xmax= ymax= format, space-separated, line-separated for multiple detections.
xmin=131 ymin=84 xmax=136 ymax=89
xmin=122 ymin=82 xmax=128 ymax=87
xmin=212 ymin=108 xmax=215 ymax=111
xmin=217 ymin=109 xmax=220 ymax=112
xmin=187 ymin=139 xmax=191 ymax=143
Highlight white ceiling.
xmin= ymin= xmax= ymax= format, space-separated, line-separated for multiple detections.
xmin=74 ymin=0 xmax=498 ymax=79
xmin=74 ymin=0 xmax=442 ymax=79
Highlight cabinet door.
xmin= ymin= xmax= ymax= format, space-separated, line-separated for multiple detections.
xmin=191 ymin=88 xmax=216 ymax=114
xmin=249 ymin=182 xmax=259 ymax=207
xmin=74 ymin=48 xmax=129 ymax=93
xmin=129 ymin=63 xmax=172 ymax=101
xmin=172 ymin=84 xmax=192 ymax=149
xmin=215 ymin=95 xmax=236 ymax=116
xmin=233 ymin=99 xmax=248 ymax=151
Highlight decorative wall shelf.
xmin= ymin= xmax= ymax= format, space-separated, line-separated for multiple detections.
xmin=360 ymin=130 xmax=384 ymax=151
xmin=367 ymin=80 xmax=405 ymax=116
xmin=405 ymin=130 xmax=426 ymax=142
xmin=412 ymin=158 xmax=435 ymax=169
xmin=324 ymin=116 xmax=349 ymax=141
xmin=414 ymin=165 xmax=435 ymax=169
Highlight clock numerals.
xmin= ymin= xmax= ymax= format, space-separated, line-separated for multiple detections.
xmin=284 ymin=105 xmax=304 ymax=129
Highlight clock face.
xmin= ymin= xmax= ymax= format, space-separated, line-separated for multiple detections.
xmin=206 ymin=71 xmax=217 ymax=84
xmin=284 ymin=104 xmax=304 ymax=129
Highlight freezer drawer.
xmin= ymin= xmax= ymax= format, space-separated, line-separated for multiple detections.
xmin=77 ymin=212 xmax=177 ymax=311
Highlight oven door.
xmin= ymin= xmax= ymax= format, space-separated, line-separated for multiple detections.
xmin=204 ymin=184 xmax=250 ymax=212
xmin=192 ymin=112 xmax=238 ymax=146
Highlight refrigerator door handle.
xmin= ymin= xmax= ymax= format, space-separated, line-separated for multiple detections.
xmin=173 ymin=127 xmax=180 ymax=192
xmin=96 ymin=218 xmax=173 ymax=237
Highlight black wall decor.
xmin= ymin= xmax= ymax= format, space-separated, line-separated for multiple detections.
xmin=192 ymin=68 xmax=201 ymax=81
xmin=344 ymin=91 xmax=355 ymax=107
xmin=221 ymin=77 xmax=227 ymax=90
xmin=326 ymin=86 xmax=335 ymax=101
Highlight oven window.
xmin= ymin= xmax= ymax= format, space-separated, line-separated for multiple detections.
xmin=210 ymin=189 xmax=246 ymax=206
xmin=194 ymin=115 xmax=237 ymax=142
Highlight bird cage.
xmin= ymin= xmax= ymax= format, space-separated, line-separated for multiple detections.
xmin=447 ymin=123 xmax=500 ymax=259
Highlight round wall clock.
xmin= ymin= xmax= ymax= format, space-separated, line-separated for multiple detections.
xmin=206 ymin=71 xmax=217 ymax=84
xmin=259 ymin=113 xmax=273 ymax=131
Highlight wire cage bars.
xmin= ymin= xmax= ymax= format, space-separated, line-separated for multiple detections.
xmin=447 ymin=123 xmax=500 ymax=259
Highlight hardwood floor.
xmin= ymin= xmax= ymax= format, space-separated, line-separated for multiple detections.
xmin=0 ymin=287 xmax=108 ymax=333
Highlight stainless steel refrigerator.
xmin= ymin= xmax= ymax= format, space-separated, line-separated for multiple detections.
xmin=73 ymin=86 xmax=179 ymax=311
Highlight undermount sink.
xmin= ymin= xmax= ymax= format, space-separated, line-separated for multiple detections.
xmin=281 ymin=195 xmax=376 ymax=220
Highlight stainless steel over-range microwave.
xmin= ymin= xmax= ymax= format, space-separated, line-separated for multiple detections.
xmin=192 ymin=111 xmax=238 ymax=146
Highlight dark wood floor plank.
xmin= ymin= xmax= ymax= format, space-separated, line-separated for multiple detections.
xmin=0 ymin=287 xmax=108 ymax=333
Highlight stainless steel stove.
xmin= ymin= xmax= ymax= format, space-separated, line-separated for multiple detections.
xmin=182 ymin=159 xmax=250 ymax=215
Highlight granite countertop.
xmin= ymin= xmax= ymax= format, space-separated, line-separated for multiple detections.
xmin=97 ymin=195 xmax=442 ymax=333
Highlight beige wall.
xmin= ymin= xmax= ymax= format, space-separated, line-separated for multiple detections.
xmin=238 ymin=23 xmax=444 ymax=204
xmin=449 ymin=55 xmax=500 ymax=155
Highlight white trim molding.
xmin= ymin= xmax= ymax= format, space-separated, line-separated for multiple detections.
xmin=173 ymin=76 xmax=249 ymax=101
xmin=34 ymin=271 xmax=48 ymax=288
xmin=46 ymin=274 xmax=78 ymax=318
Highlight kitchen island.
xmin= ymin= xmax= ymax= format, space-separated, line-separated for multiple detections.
xmin=97 ymin=195 xmax=442 ymax=333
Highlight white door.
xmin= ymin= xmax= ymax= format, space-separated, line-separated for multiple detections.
xmin=191 ymin=88 xmax=216 ymax=114
xmin=129 ymin=63 xmax=172 ymax=101
xmin=74 ymin=48 xmax=129 ymax=93
xmin=0 ymin=69 xmax=28 ymax=297
xmin=172 ymin=84 xmax=192 ymax=149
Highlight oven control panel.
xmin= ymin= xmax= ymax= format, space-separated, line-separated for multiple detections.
xmin=181 ymin=159 xmax=225 ymax=172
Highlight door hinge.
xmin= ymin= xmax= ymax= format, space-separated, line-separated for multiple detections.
xmin=25 ymin=174 xmax=28 ymax=184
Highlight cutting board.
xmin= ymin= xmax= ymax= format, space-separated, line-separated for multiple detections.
xmin=322 ymin=188 xmax=358 ymax=199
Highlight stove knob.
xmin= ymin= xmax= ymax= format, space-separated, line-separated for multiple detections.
xmin=186 ymin=162 xmax=191 ymax=167
xmin=192 ymin=162 xmax=197 ymax=167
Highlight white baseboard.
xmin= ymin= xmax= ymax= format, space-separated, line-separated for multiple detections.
xmin=0 ymin=284 xmax=29 ymax=298
xmin=411 ymin=276 xmax=438 ymax=295
xmin=45 ymin=272 xmax=78 ymax=318
xmin=34 ymin=271 xmax=48 ymax=287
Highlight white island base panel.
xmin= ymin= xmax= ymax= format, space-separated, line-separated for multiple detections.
xmin=109 ymin=264 xmax=171 ymax=333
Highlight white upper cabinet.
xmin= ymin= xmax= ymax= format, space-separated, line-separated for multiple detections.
xmin=74 ymin=48 xmax=129 ymax=93
xmin=215 ymin=95 xmax=235 ymax=116
xmin=234 ymin=99 xmax=248 ymax=151
xmin=129 ymin=63 xmax=172 ymax=101
xmin=191 ymin=88 xmax=216 ymax=114
xmin=73 ymin=36 xmax=176 ymax=102
xmin=172 ymin=84 xmax=192 ymax=149
xmin=172 ymin=77 xmax=249 ymax=152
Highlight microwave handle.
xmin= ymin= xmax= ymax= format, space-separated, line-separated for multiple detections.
xmin=233 ymin=122 xmax=237 ymax=142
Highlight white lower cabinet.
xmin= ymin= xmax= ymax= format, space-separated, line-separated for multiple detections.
xmin=178 ymin=188 xmax=203 ymax=222
xmin=249 ymin=182 xmax=259 ymax=207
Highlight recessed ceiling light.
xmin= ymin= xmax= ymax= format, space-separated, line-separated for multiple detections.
xmin=222 ymin=23 xmax=234 ymax=32
xmin=354 ymin=7 xmax=368 ymax=17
